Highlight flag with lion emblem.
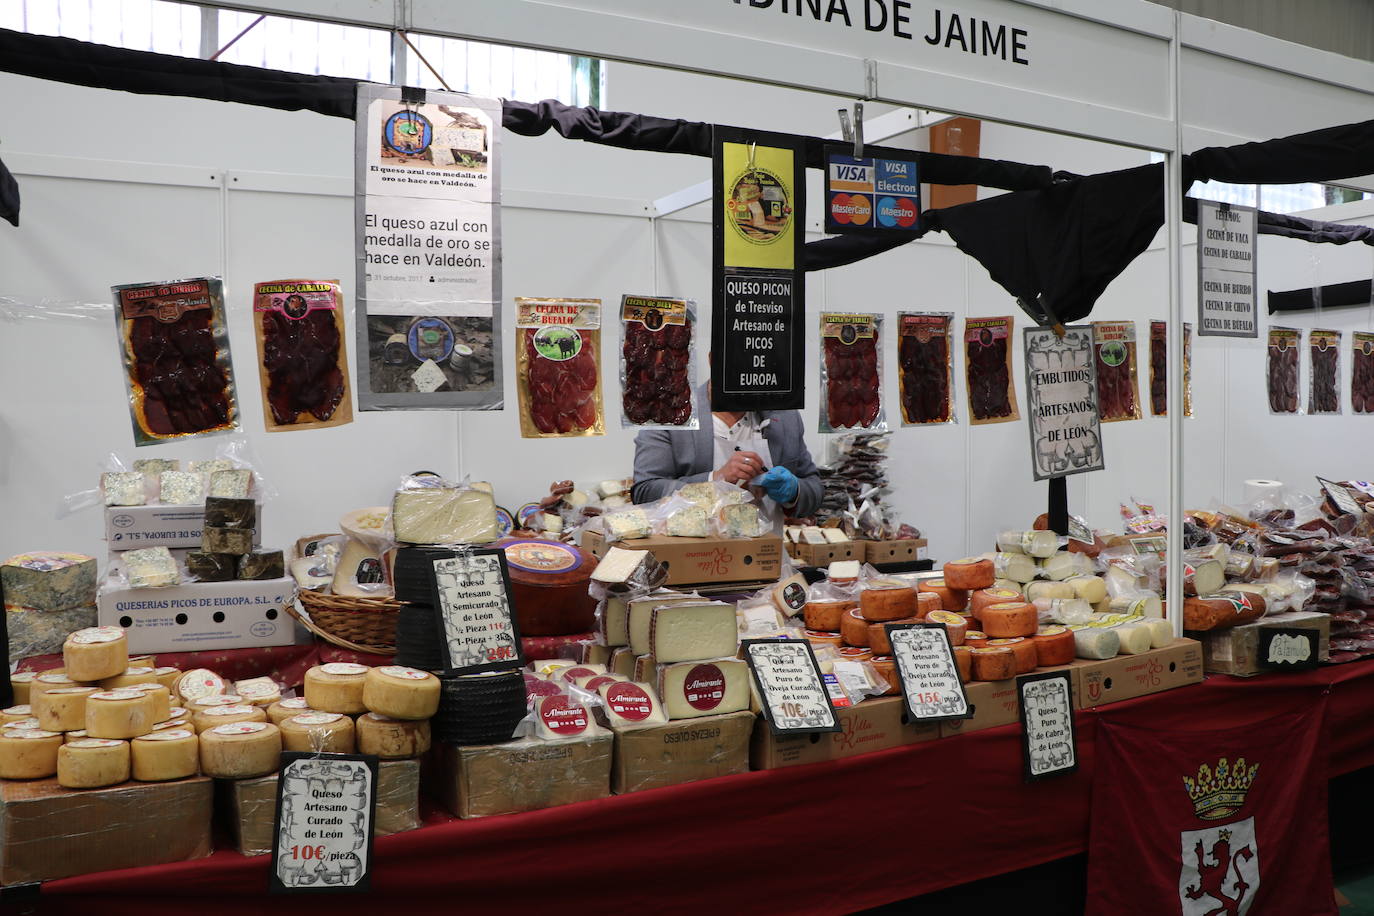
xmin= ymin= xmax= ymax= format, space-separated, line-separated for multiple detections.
xmin=1086 ymin=702 xmax=1334 ymax=915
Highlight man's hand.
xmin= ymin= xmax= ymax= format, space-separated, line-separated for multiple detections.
xmin=757 ymin=466 xmax=799 ymax=506
xmin=713 ymin=450 xmax=765 ymax=486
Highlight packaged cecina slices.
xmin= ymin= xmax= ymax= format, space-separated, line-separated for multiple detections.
xmin=1091 ymin=320 xmax=1140 ymax=422
xmin=252 ymin=279 xmax=353 ymax=432
xmin=964 ymin=316 xmax=1019 ymax=424
xmin=1309 ymin=328 xmax=1341 ymax=415
xmin=1352 ymin=331 xmax=1374 ymax=414
xmin=516 ymin=298 xmax=604 ymax=438
xmin=111 ymin=277 xmax=240 ymax=445
xmin=819 ymin=312 xmax=885 ymax=433
xmin=1148 ymin=320 xmax=1193 ymax=417
xmin=1267 ymin=326 xmax=1301 ymax=415
xmin=897 ymin=312 xmax=956 ymax=425
xmin=620 ymin=295 xmax=698 ymax=429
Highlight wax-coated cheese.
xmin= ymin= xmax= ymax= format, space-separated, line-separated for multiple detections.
xmin=233 ymin=677 xmax=282 ymax=707
xmin=280 ymin=712 xmax=356 ymax=754
xmin=9 ymin=672 xmax=33 ymax=706
xmin=805 ymin=629 xmax=844 ymax=649
xmin=770 ymin=574 xmax=810 ymax=618
xmin=841 ymin=608 xmax=871 ymax=647
xmin=1067 ymin=576 xmax=1108 ymax=604
xmin=925 ymin=610 xmax=969 ymax=646
xmin=944 ymin=558 xmax=995 ymax=591
xmin=124 ymin=547 xmax=181 ymax=588
xmin=964 ymin=631 xmax=990 ymax=649
xmin=34 ymin=687 xmax=97 ymax=732
xmin=1074 ymin=627 xmax=1121 ymax=659
xmin=175 ymin=668 xmax=226 ymax=704
xmin=869 ymin=655 xmax=900 ymax=695
xmin=953 ymin=646 xmax=973 ymax=683
xmin=363 ymin=666 xmax=440 ymax=720
xmin=392 ymin=485 xmax=498 ymax=545
xmin=1115 ymin=624 xmax=1155 ymax=655
xmin=100 ymin=666 xmax=157 ymax=689
xmin=837 ymin=646 xmax=873 ymax=664
xmin=57 ymin=738 xmax=130 ymax=788
xmin=1026 ymin=581 xmax=1076 ymax=602
xmin=131 ymin=729 xmax=199 ymax=781
xmin=85 ymin=689 xmax=157 ymax=739
xmin=983 ymin=552 xmax=1039 ymax=584
xmin=598 ymin=681 xmax=668 ymax=728
xmin=0 ymin=729 xmax=63 ymax=778
xmin=356 ymin=713 xmax=431 ymax=759
xmin=266 ymin=698 xmax=315 ymax=726
xmin=980 ymin=601 xmax=1038 ymax=638
xmin=627 ymin=592 xmax=696 ymax=656
xmin=970 ymin=587 xmax=1023 ymax=617
xmin=860 ymin=582 xmax=918 ymax=622
xmin=867 ymin=617 xmax=919 ymax=655
xmin=1032 ymin=626 xmax=1076 ymax=666
xmin=649 ymin=602 xmax=737 ymax=664
xmin=917 ymin=579 xmax=969 ymax=612
xmin=192 ymin=704 xmax=267 ymax=733
xmin=985 ymin=637 xmax=1036 ymax=674
xmin=304 ymin=663 xmax=370 ymax=714
xmin=656 ymin=660 xmax=750 ymax=720
xmin=533 ymin=696 xmax=607 ymax=739
xmin=804 ymin=598 xmax=856 ymax=631
xmin=198 ymin=722 xmax=282 ymax=779
xmin=63 ymin=626 xmax=129 ymax=682
xmin=970 ymin=647 xmax=1016 ymax=681
xmin=1 ymin=552 xmax=98 ymax=612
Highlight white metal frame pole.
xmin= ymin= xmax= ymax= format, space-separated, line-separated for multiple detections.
xmin=1166 ymin=10 xmax=1186 ymax=638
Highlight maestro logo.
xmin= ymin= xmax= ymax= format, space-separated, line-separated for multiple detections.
xmin=875 ymin=196 xmax=919 ymax=229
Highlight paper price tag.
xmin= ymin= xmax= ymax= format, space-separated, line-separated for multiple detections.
xmin=742 ymin=639 xmax=841 ymax=735
xmin=270 ymin=753 xmax=378 ymax=894
xmin=430 ymin=549 xmax=524 ymax=674
xmin=1017 ymin=671 xmax=1077 ymax=782
xmin=886 ymin=624 xmax=971 ymax=723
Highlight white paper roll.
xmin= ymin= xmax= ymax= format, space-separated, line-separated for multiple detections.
xmin=1243 ymin=479 xmax=1284 ymax=505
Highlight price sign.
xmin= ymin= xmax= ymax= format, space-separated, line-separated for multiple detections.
xmin=1023 ymin=326 xmax=1104 ymax=480
xmin=429 ymin=548 xmax=524 ymax=674
xmin=886 ymin=623 xmax=971 ymax=723
xmin=1196 ymin=199 xmax=1258 ymax=339
xmin=1317 ymin=477 xmax=1363 ymax=517
xmin=742 ymin=638 xmax=841 ymax=736
xmin=1258 ymin=628 xmax=1320 ymax=672
xmin=270 ymin=753 xmax=378 ymax=894
xmin=1017 ymin=671 xmax=1077 ymax=782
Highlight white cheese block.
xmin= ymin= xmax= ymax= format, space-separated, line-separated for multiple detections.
xmin=996 ymin=529 xmax=1060 ymax=558
xmin=291 ymin=556 xmax=333 ymax=591
xmin=600 ymin=597 xmax=631 ymax=647
xmin=770 ymin=574 xmax=810 ymax=617
xmin=1026 ymin=580 xmax=1076 ymax=602
xmin=656 ymin=659 xmax=751 ymax=719
xmin=579 ymin=642 xmax=612 ymax=666
xmin=678 ymin=482 xmax=717 ymax=506
xmin=604 ymin=509 xmax=653 ymax=541
xmin=123 ymin=548 xmax=180 ymax=589
xmin=821 ymin=528 xmax=851 ymax=544
xmin=665 ymin=507 xmax=710 ymax=538
xmin=785 ymin=527 xmax=803 ymax=543
xmin=828 ymin=560 xmax=861 ymax=581
xmin=1074 ymin=627 xmax=1121 ymax=659
xmin=598 ymin=681 xmax=668 ymax=728
xmin=102 ymin=472 xmax=147 ymax=507
xmin=1041 ymin=552 xmax=1094 ymax=581
xmin=591 ymin=546 xmax=653 ymax=585
xmin=1185 ymin=559 xmax=1226 ymax=597
xmin=983 ymin=552 xmax=1038 ymax=584
xmin=602 ymin=495 xmax=630 ymax=510
xmin=1067 ymin=575 xmax=1108 ymax=604
xmin=627 ymin=592 xmax=696 ymax=656
xmin=533 ymin=696 xmax=608 ymax=739
xmin=392 ymin=485 xmax=498 ymax=545
xmin=541 ymin=513 xmax=564 ymax=535
xmin=650 ymin=602 xmax=738 ymax=663
xmin=331 ymin=537 xmax=387 ymax=598
xmin=209 ymin=469 xmax=253 ymax=499
xmin=1116 ymin=624 xmax=1155 ymax=655
xmin=633 ymin=654 xmax=656 ymax=682
xmin=801 ymin=527 xmax=828 ymax=545
xmin=738 ymin=603 xmax=784 ymax=634
xmin=57 ymin=738 xmax=130 ymax=788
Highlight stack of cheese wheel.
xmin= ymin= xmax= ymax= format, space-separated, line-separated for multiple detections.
xmin=803 ymin=596 xmax=856 ymax=636
xmin=917 ymin=578 xmax=968 ymax=613
xmin=280 ymin=713 xmax=355 ymax=753
xmin=942 ymin=558 xmax=995 ymax=592
xmin=63 ymin=626 xmax=128 ymax=682
xmin=856 ymin=579 xmax=918 ymax=658
xmin=980 ymin=601 xmax=1038 ymax=638
xmin=985 ymin=637 xmax=1036 ymax=674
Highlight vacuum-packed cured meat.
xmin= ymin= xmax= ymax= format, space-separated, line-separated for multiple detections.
xmin=253 ymin=280 xmax=352 ymax=432
xmin=516 ymin=298 xmax=604 ymax=438
xmin=112 ymin=277 xmax=239 ymax=445
xmin=819 ymin=313 xmax=885 ymax=432
xmin=1091 ymin=321 xmax=1140 ymax=422
xmin=964 ymin=316 xmax=1019 ymax=424
xmin=1309 ymin=328 xmax=1341 ymax=414
xmin=897 ymin=312 xmax=955 ymax=425
xmin=1148 ymin=320 xmax=1193 ymax=417
xmin=1267 ymin=327 xmax=1301 ymax=414
xmin=1353 ymin=332 xmax=1374 ymax=414
xmin=620 ymin=296 xmax=698 ymax=429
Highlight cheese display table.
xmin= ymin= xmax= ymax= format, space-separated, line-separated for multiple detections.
xmin=19 ymin=660 xmax=1374 ymax=916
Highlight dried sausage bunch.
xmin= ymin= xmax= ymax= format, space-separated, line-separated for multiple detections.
xmin=1267 ymin=327 xmax=1301 ymax=414
xmin=1353 ymin=334 xmax=1374 ymax=413
xmin=1308 ymin=329 xmax=1340 ymax=414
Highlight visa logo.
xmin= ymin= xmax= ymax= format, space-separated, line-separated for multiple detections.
xmin=834 ymin=165 xmax=869 ymax=181
xmin=886 ymin=162 xmax=911 ymax=176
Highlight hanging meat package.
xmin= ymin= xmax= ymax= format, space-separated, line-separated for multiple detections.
xmin=112 ymin=277 xmax=240 ymax=445
xmin=1091 ymin=321 xmax=1141 ymax=422
xmin=253 ymin=280 xmax=352 ymax=432
xmin=819 ymin=312 xmax=885 ymax=433
xmin=516 ymin=298 xmax=605 ymax=438
xmin=897 ymin=312 xmax=955 ymax=425
xmin=1309 ymin=328 xmax=1342 ymax=414
xmin=619 ymin=295 xmax=698 ymax=429
xmin=964 ymin=316 xmax=1019 ymax=424
xmin=1267 ymin=327 xmax=1301 ymax=415
xmin=1148 ymin=320 xmax=1195 ymax=418
xmin=1352 ymin=332 xmax=1374 ymax=414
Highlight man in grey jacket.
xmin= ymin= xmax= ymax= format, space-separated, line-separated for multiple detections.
xmin=632 ymin=382 xmax=823 ymax=520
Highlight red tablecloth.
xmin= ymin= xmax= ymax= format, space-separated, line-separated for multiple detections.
xmin=23 ymin=661 xmax=1374 ymax=915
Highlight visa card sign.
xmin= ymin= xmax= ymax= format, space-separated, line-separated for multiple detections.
xmin=824 ymin=147 xmax=921 ymax=236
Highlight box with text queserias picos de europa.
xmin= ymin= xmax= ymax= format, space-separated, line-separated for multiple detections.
xmin=612 ymin=711 xmax=754 ymax=793
xmin=97 ymin=573 xmax=300 ymax=653
xmin=582 ymin=531 xmax=782 ymax=587
xmin=105 ymin=504 xmax=263 ymax=551
xmin=751 ymin=695 xmax=938 ymax=770
xmin=428 ymin=733 xmax=613 ymax=818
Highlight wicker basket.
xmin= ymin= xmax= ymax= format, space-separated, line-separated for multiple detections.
xmin=290 ymin=590 xmax=402 ymax=656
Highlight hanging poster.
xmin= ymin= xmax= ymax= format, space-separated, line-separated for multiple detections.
xmin=1196 ymin=200 xmax=1258 ymax=339
xmin=1024 ymin=326 xmax=1104 ymax=480
xmin=823 ymin=144 xmax=921 ymax=236
xmin=711 ymin=127 xmax=806 ymax=412
xmin=354 ymin=84 xmax=502 ymax=410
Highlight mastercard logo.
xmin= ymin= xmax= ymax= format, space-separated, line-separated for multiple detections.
xmin=830 ymin=193 xmax=872 ymax=226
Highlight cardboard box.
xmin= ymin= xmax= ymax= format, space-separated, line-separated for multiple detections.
xmin=430 ymin=734 xmax=613 ymax=818
xmin=939 ymin=678 xmax=1021 ymax=737
xmin=582 ymin=531 xmax=782 ymax=586
xmin=751 ymin=695 xmax=938 ymax=770
xmin=222 ymin=759 xmax=421 ymax=855
xmin=612 ymin=711 xmax=754 ymax=793
xmin=97 ymin=574 xmax=299 ymax=653
xmin=0 ymin=775 xmax=211 ymax=884
xmin=1074 ymin=638 xmax=1203 ymax=708
xmin=860 ymin=539 xmax=928 ymax=564
xmin=1196 ymin=612 xmax=1331 ymax=676
xmin=786 ymin=540 xmax=862 ymax=566
xmin=105 ymin=504 xmax=262 ymax=551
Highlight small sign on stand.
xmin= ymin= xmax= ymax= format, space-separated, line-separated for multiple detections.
xmin=1258 ymin=628 xmax=1320 ymax=672
xmin=429 ymin=548 xmax=523 ymax=674
xmin=1017 ymin=671 xmax=1078 ymax=781
xmin=885 ymin=623 xmax=971 ymax=724
xmin=742 ymin=638 xmax=841 ymax=735
xmin=270 ymin=753 xmax=378 ymax=894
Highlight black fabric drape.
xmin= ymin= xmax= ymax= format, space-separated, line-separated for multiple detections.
xmin=1269 ymin=279 xmax=1372 ymax=313
xmin=1187 ymin=119 xmax=1374 ymax=186
xmin=502 ymin=99 xmax=712 ymax=156
xmin=0 ymin=155 xmax=18 ymax=227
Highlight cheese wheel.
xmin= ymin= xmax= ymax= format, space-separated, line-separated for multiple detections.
xmin=1067 ymin=575 xmax=1108 ymax=604
xmin=34 ymin=672 xmax=75 ymax=693
xmin=1026 ymin=581 xmax=1076 ymax=602
xmin=925 ymin=610 xmax=968 ymax=646
xmin=970 ymin=587 xmax=1023 ymax=617
xmin=1116 ymin=624 xmax=1154 ymax=655
xmin=304 ymin=663 xmax=370 ymax=714
xmin=234 ymin=677 xmax=282 ymax=708
xmin=356 ymin=713 xmax=431 ymax=759
xmin=266 ymin=698 xmax=316 ymax=726
xmin=0 ymin=729 xmax=63 ymax=778
xmin=175 ymin=669 xmax=226 ymax=704
xmin=128 ymin=655 xmax=156 ymax=669
xmin=959 ymin=614 xmax=978 ymax=635
xmin=986 ymin=637 xmax=1036 ymax=674
xmin=0 ymin=705 xmax=31 ymax=724
xmin=129 ymin=684 xmax=172 ymax=723
xmin=85 ymin=689 xmax=156 ymax=739
xmin=984 ymin=551 xmax=1039 ymax=584
xmin=1032 ymin=626 xmax=1076 ymax=666
xmin=362 ymin=666 xmax=440 ymax=720
xmin=917 ymin=580 xmax=968 ymax=612
xmin=804 ymin=629 xmax=844 ymax=649
xmin=99 ymin=666 xmax=157 ymax=689
xmin=57 ymin=738 xmax=130 ymax=788
xmin=970 ymin=647 xmax=1016 ymax=681
xmin=1074 ymin=627 xmax=1120 ymax=660
xmin=199 ymin=722 xmax=282 ymax=779
xmin=803 ymin=599 xmax=854 ymax=631
xmin=154 ymin=716 xmax=193 ymax=734
xmin=869 ymin=655 xmax=900 ymax=695
xmin=837 ymin=646 xmax=873 ymax=664
xmin=192 ymin=704 xmax=267 ymax=733
xmin=840 ymin=608 xmax=871 ymax=647
xmin=33 ymin=686 xmax=97 ymax=732
xmin=964 ymin=631 xmax=990 ymax=649
xmin=866 ymin=616 xmax=919 ymax=655
xmin=152 ymin=667 xmax=182 ymax=690
xmin=980 ymin=602 xmax=1038 ymax=638
xmin=953 ymin=646 xmax=973 ymax=683
xmin=280 ymin=713 xmax=356 ymax=754
xmin=131 ymin=729 xmax=199 ymax=781
xmin=63 ymin=627 xmax=128 ymax=682
xmin=860 ymin=583 xmax=918 ymax=622
xmin=188 ymin=694 xmax=244 ymax=711
xmin=64 ymin=730 xmax=87 ymax=743
xmin=943 ymin=558 xmax=995 ymax=591
xmin=10 ymin=672 xmax=34 ymax=706
xmin=2 ymin=718 xmax=39 ymax=732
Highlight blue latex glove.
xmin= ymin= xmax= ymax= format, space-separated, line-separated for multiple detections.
xmin=757 ymin=465 xmax=799 ymax=506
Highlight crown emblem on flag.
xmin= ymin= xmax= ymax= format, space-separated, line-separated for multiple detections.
xmin=1183 ymin=757 xmax=1259 ymax=821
